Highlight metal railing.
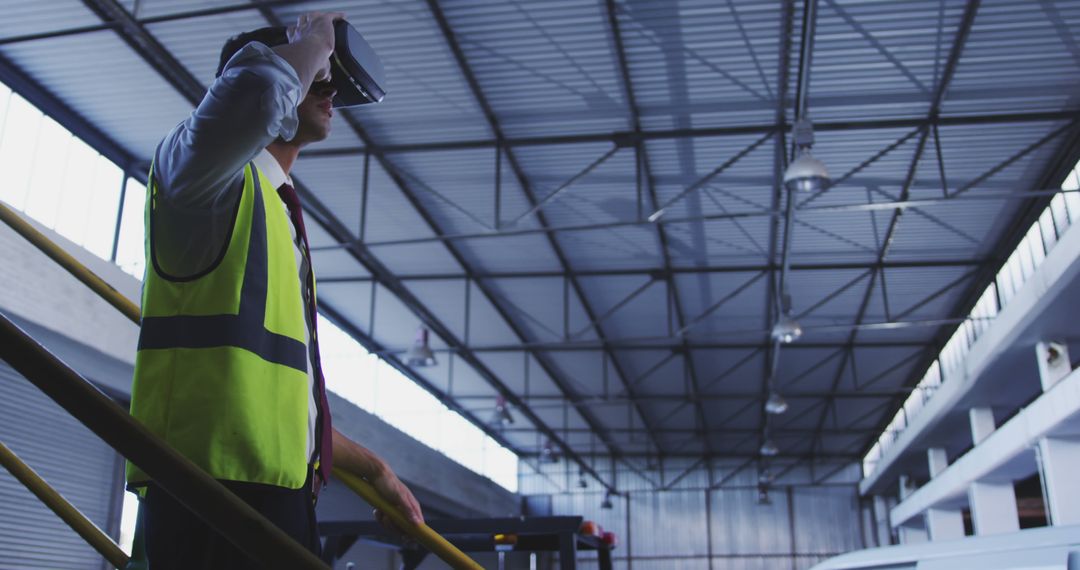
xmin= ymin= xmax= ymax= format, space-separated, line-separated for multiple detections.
xmin=0 ymin=201 xmax=484 ymax=570
xmin=0 ymin=441 xmax=130 ymax=568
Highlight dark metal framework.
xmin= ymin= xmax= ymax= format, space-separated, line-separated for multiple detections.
xmin=1 ymin=0 xmax=1078 ymax=491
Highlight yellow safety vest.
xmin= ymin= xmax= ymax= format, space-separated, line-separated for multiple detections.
xmin=126 ymin=163 xmax=312 ymax=489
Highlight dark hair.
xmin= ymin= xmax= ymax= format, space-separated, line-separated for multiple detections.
xmin=216 ymin=26 xmax=289 ymax=77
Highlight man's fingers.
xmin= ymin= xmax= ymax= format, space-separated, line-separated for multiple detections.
xmin=409 ymin=496 xmax=424 ymax=525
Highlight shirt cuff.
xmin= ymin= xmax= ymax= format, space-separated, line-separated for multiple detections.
xmin=221 ymin=41 xmax=303 ymax=141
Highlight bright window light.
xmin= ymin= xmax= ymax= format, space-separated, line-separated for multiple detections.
xmin=114 ymin=178 xmax=146 ymax=278
xmin=320 ymin=318 xmax=519 ymax=492
xmin=863 ymin=161 xmax=1080 ymax=477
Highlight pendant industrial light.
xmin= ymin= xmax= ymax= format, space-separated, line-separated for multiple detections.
xmin=771 ymin=293 xmax=802 ymax=344
xmin=489 ymin=395 xmax=514 ymax=428
xmin=771 ymin=314 xmax=803 ymax=344
xmin=782 ymin=119 xmax=830 ymax=193
xmin=405 ymin=327 xmax=437 ymax=367
xmin=764 ymin=391 xmax=789 ymax=415
xmin=783 ymin=150 xmax=830 ymax=193
xmin=759 ymin=439 xmax=779 ymax=457
xmin=540 ymin=439 xmax=560 ymax=464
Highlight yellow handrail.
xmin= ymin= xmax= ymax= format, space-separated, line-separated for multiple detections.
xmin=0 ymin=442 xmax=129 ymax=569
xmin=0 ymin=200 xmax=484 ymax=569
xmin=335 ymin=469 xmax=484 ymax=570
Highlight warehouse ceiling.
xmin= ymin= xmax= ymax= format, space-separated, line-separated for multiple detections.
xmin=3 ymin=0 xmax=1079 ymax=491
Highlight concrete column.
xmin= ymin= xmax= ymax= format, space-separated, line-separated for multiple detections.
xmin=922 ymin=448 xmax=965 ymax=540
xmin=1035 ymin=340 xmax=1071 ymax=391
xmin=898 ymin=522 xmax=929 ymax=545
xmin=1038 ymin=437 xmax=1080 ymax=525
xmin=925 ymin=508 xmax=965 ymax=541
xmin=895 ymin=476 xmax=929 ymax=544
xmin=968 ymin=481 xmax=1019 ymax=535
xmin=872 ymin=496 xmax=890 ymax=546
xmin=899 ymin=475 xmax=915 ymax=500
xmin=927 ymin=447 xmax=949 ymax=477
xmin=969 ymin=407 xmax=996 ymax=445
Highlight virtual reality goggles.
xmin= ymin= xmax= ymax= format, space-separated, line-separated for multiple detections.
xmin=329 ymin=19 xmax=386 ymax=108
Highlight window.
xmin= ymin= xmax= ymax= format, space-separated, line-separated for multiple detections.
xmin=0 ymin=85 xmax=127 ymax=264
xmin=863 ymin=159 xmax=1080 ymax=477
xmin=319 ymin=320 xmax=519 ymax=492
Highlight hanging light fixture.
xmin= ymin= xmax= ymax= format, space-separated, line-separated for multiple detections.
xmin=765 ymin=391 xmax=789 ymax=415
xmin=771 ymin=313 xmax=803 ymax=344
xmin=757 ymin=484 xmax=772 ymax=505
xmin=783 ymin=150 xmax=830 ymax=193
xmin=760 ymin=439 xmax=779 ymax=457
xmin=489 ymin=395 xmax=514 ymax=428
xmin=540 ymin=439 xmax=560 ymax=464
xmin=758 ymin=468 xmax=775 ymax=485
xmin=783 ymin=119 xmax=830 ymax=193
xmin=600 ymin=490 xmax=615 ymax=510
xmin=577 ymin=470 xmax=588 ymax=489
xmin=405 ymin=327 xmax=437 ymax=367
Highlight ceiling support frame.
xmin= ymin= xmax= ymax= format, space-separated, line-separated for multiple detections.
xmin=603 ymin=0 xmax=715 ymax=461
xmin=299 ymin=111 xmax=1079 ymax=158
xmin=420 ymin=0 xmax=667 ymax=473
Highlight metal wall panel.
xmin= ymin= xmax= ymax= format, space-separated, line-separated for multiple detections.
xmin=630 ymin=490 xmax=709 ymax=558
xmin=0 ymin=362 xmax=120 ymax=570
xmin=792 ymin=486 xmax=863 ymax=556
xmin=522 ymin=457 xmax=864 ymax=569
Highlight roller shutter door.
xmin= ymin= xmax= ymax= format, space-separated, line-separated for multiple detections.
xmin=0 ymin=361 xmax=121 ymax=570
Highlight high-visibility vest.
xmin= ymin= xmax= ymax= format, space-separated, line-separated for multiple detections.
xmin=126 ymin=162 xmax=313 ymax=490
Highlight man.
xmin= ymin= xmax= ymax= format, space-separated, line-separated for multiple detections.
xmin=126 ymin=11 xmax=423 ymax=567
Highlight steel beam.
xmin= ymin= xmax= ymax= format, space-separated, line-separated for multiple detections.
xmin=81 ymin=0 xmax=205 ymax=104
xmin=305 ymin=187 xmax=1073 ymax=249
xmin=298 ymin=110 xmax=1079 ymax=157
xmin=604 ymin=0 xmax=713 ymax=459
xmin=423 ymin=0 xmax=664 ymax=462
xmin=316 ymin=258 xmax=990 ymax=283
xmin=759 ymin=0 xmax=796 ymax=459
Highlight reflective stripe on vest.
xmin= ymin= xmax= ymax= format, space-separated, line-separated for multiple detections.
xmin=137 ymin=169 xmax=307 ymax=371
xmin=127 ymin=163 xmax=311 ymax=490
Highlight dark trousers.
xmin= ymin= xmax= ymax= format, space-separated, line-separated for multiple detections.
xmin=142 ymin=471 xmax=321 ymax=569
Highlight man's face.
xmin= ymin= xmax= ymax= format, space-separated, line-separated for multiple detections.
xmin=293 ymin=80 xmax=336 ymax=145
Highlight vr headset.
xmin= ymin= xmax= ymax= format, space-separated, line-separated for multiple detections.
xmin=329 ymin=19 xmax=386 ymax=108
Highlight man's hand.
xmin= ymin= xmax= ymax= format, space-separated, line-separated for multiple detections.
xmin=331 ymin=428 xmax=425 ymax=534
xmin=274 ymin=11 xmax=345 ymax=92
xmin=371 ymin=466 xmax=425 ymax=531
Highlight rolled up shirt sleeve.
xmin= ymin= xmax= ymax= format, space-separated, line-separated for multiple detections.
xmin=154 ymin=41 xmax=303 ymax=209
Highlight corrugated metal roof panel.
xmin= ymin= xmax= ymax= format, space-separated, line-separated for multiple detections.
xmin=943 ymin=0 xmax=1080 ymax=116
xmin=0 ymin=1 xmax=100 ymax=38
xmin=555 ymin=225 xmax=663 ymax=270
xmin=454 ymin=233 xmax=565 ymax=272
xmin=445 ymin=0 xmax=629 ymax=138
xmin=805 ymin=0 xmax=966 ymax=122
xmin=619 ymin=0 xmax=784 ymax=131
xmin=0 ymin=30 xmax=194 ymax=160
